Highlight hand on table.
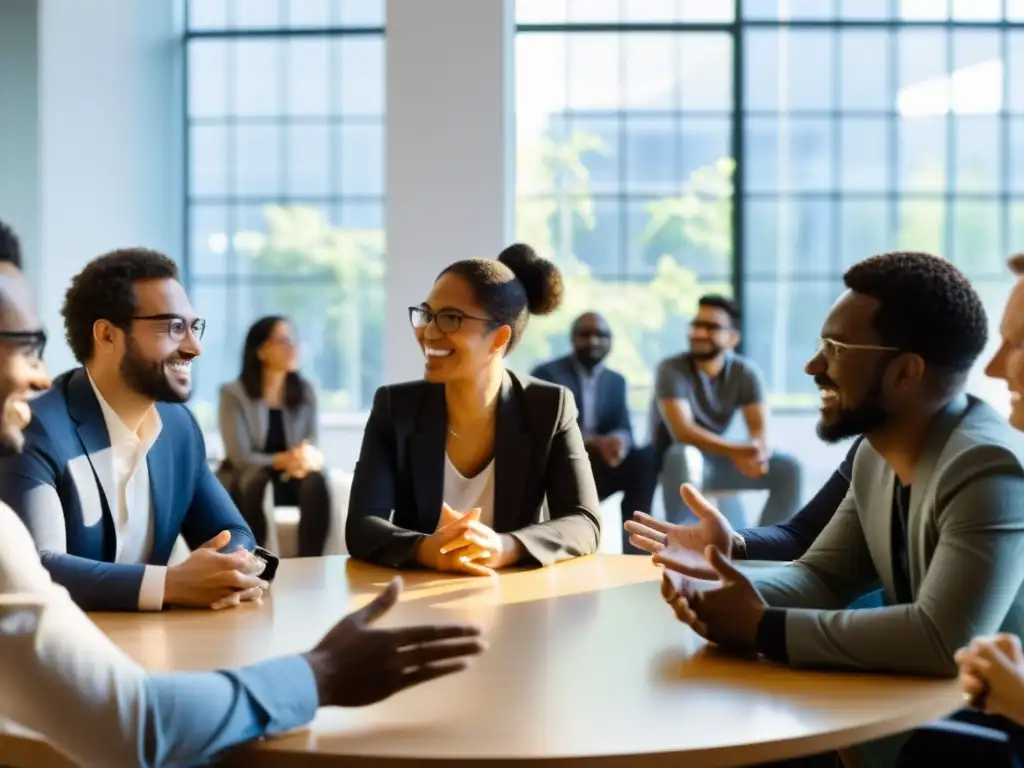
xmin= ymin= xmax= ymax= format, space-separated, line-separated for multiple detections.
xmin=661 ymin=545 xmax=767 ymax=654
xmin=303 ymin=577 xmax=487 ymax=707
xmin=164 ymin=531 xmax=269 ymax=610
xmin=957 ymin=633 xmax=1024 ymax=726
xmin=415 ymin=505 xmax=498 ymax=576
xmin=624 ymin=483 xmax=740 ymax=580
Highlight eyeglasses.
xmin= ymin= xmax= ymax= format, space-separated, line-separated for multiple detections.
xmin=817 ymin=337 xmax=899 ymax=360
xmin=0 ymin=330 xmax=46 ymax=361
xmin=690 ymin=320 xmax=730 ymax=333
xmin=133 ymin=314 xmax=206 ymax=342
xmin=408 ymin=307 xmax=495 ymax=334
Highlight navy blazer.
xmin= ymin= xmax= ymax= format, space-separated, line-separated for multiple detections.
xmin=0 ymin=367 xmax=254 ymax=611
xmin=345 ymin=370 xmax=602 ymax=568
xmin=531 ymin=355 xmax=633 ymax=443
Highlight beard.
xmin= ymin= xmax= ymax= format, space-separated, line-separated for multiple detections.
xmin=816 ymin=375 xmax=890 ymax=443
xmin=689 ymin=342 xmax=722 ymax=362
xmin=121 ymin=336 xmax=191 ymax=403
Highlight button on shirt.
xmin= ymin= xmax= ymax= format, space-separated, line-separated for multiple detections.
xmin=86 ymin=372 xmax=165 ymax=611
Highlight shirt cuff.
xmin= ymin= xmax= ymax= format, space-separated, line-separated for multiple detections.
xmin=138 ymin=565 xmax=166 ymax=611
xmin=231 ymin=654 xmax=320 ymax=735
xmin=755 ymin=607 xmax=789 ymax=663
xmin=733 ymin=534 xmax=747 ymax=559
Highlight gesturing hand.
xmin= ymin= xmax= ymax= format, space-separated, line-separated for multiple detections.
xmin=624 ymin=484 xmax=739 ymax=580
xmin=303 ymin=577 xmax=487 ymax=707
xmin=662 ymin=545 xmax=766 ymax=654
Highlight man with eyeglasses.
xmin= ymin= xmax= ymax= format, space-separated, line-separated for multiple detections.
xmin=532 ymin=312 xmax=657 ymax=554
xmin=650 ymin=293 xmax=803 ymax=528
xmin=0 ymin=248 xmax=272 ymax=612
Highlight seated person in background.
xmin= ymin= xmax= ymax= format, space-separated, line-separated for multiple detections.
xmin=651 ymin=294 xmax=801 ymax=528
xmin=531 ymin=312 xmax=657 ymax=554
xmin=0 ymin=256 xmax=486 ymax=767
xmin=659 ymin=252 xmax=1024 ymax=682
xmin=218 ymin=315 xmax=331 ymax=557
xmin=0 ymin=217 xmax=23 ymax=267
xmin=0 ymin=248 xmax=269 ymax=612
xmin=346 ymin=243 xmax=601 ymax=572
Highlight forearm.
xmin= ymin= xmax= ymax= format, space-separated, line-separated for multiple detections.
xmin=39 ymin=552 xmax=147 ymax=612
xmin=738 ymin=468 xmax=850 ymax=561
xmin=669 ymin=420 xmax=740 ymax=457
xmin=752 ymin=561 xmax=862 ymax=611
xmin=143 ymin=656 xmax=318 ymax=767
xmin=509 ymin=511 xmax=601 ymax=566
xmin=345 ymin=514 xmax=426 ymax=568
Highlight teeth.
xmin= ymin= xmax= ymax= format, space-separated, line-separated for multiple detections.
xmin=424 ymin=348 xmax=453 ymax=358
xmin=819 ymin=389 xmax=839 ymax=401
xmin=167 ymin=361 xmax=191 ymax=371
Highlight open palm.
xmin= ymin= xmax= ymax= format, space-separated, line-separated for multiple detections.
xmin=623 ymin=484 xmax=737 ymax=580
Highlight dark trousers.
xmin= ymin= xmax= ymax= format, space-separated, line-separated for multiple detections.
xmin=588 ymin=444 xmax=658 ymax=554
xmin=899 ymin=708 xmax=1024 ymax=767
xmin=236 ymin=467 xmax=331 ymax=557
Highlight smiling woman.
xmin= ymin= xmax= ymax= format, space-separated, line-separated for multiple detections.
xmin=345 ymin=243 xmax=602 ymax=574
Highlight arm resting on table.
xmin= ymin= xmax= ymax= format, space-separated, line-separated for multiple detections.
xmin=509 ymin=391 xmax=602 ymax=566
xmin=345 ymin=387 xmax=426 ymax=567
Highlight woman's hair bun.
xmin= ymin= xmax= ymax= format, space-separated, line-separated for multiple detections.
xmin=497 ymin=243 xmax=563 ymax=316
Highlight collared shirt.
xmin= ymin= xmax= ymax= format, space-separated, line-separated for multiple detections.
xmin=571 ymin=358 xmax=603 ymax=438
xmin=85 ymin=370 xmax=165 ymax=611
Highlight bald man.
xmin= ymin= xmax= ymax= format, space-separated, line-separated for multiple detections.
xmin=532 ymin=313 xmax=657 ymax=554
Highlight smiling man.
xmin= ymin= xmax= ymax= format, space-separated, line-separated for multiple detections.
xmin=0 ymin=248 xmax=272 ymax=612
xmin=660 ymin=251 xmax=1024 ymax=683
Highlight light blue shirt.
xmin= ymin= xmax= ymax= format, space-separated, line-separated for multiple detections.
xmin=0 ymin=503 xmax=319 ymax=768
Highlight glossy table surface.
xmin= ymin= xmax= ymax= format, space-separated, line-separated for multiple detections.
xmin=14 ymin=555 xmax=964 ymax=767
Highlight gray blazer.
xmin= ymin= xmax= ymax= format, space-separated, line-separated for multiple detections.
xmin=751 ymin=394 xmax=1024 ymax=676
xmin=217 ymin=379 xmax=319 ymax=490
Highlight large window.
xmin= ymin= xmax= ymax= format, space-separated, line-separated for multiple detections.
xmin=513 ymin=0 xmax=1024 ymax=416
xmin=184 ymin=0 xmax=385 ymax=428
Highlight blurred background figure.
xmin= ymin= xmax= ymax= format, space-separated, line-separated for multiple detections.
xmin=218 ymin=316 xmax=331 ymax=557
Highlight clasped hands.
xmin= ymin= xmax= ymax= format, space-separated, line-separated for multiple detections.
xmin=625 ymin=483 xmax=767 ymax=653
xmin=958 ymin=632 xmax=1024 ymax=727
xmin=415 ymin=504 xmax=521 ymax=576
xmin=276 ymin=440 xmax=323 ymax=480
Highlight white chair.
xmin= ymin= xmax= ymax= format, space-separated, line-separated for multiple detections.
xmin=170 ymin=467 xmax=353 ymax=562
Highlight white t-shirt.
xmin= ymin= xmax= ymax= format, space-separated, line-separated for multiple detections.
xmin=443 ymin=454 xmax=496 ymax=529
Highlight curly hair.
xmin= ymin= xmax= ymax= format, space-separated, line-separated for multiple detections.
xmin=61 ymin=248 xmax=179 ymax=363
xmin=843 ymin=251 xmax=988 ymax=374
xmin=0 ymin=219 xmax=22 ymax=268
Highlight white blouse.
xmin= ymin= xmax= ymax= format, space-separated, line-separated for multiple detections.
xmin=443 ymin=454 xmax=496 ymax=529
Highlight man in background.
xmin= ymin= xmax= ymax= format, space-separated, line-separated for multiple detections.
xmin=533 ymin=313 xmax=657 ymax=553
xmin=651 ymin=294 xmax=801 ymax=527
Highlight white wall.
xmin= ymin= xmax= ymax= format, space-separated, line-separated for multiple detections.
xmin=385 ymin=0 xmax=514 ymax=384
xmin=0 ymin=0 xmax=39 ymax=287
xmin=35 ymin=0 xmax=182 ymax=373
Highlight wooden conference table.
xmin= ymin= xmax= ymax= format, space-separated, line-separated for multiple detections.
xmin=6 ymin=555 xmax=962 ymax=767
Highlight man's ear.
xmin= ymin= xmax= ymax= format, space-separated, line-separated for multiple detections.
xmin=92 ymin=319 xmax=121 ymax=355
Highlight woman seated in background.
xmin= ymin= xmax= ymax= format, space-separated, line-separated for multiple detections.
xmin=345 ymin=243 xmax=601 ymax=573
xmin=218 ymin=315 xmax=331 ymax=557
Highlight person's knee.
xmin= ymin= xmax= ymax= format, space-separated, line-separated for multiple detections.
xmin=299 ymin=469 xmax=331 ymax=504
xmin=239 ymin=466 xmax=275 ymax=502
xmin=769 ymin=452 xmax=802 ymax=482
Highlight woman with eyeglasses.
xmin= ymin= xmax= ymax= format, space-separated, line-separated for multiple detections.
xmin=345 ymin=243 xmax=601 ymax=573
xmin=218 ymin=316 xmax=331 ymax=557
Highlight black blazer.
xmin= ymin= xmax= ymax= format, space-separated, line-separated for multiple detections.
xmin=345 ymin=370 xmax=602 ymax=568
xmin=531 ymin=355 xmax=633 ymax=442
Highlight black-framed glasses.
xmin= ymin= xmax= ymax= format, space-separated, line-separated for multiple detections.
xmin=0 ymin=329 xmax=46 ymax=361
xmin=408 ymin=307 xmax=495 ymax=334
xmin=133 ymin=314 xmax=206 ymax=342
xmin=817 ymin=337 xmax=899 ymax=361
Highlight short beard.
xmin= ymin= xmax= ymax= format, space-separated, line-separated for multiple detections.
xmin=120 ymin=336 xmax=189 ymax=403
xmin=817 ymin=377 xmax=890 ymax=443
